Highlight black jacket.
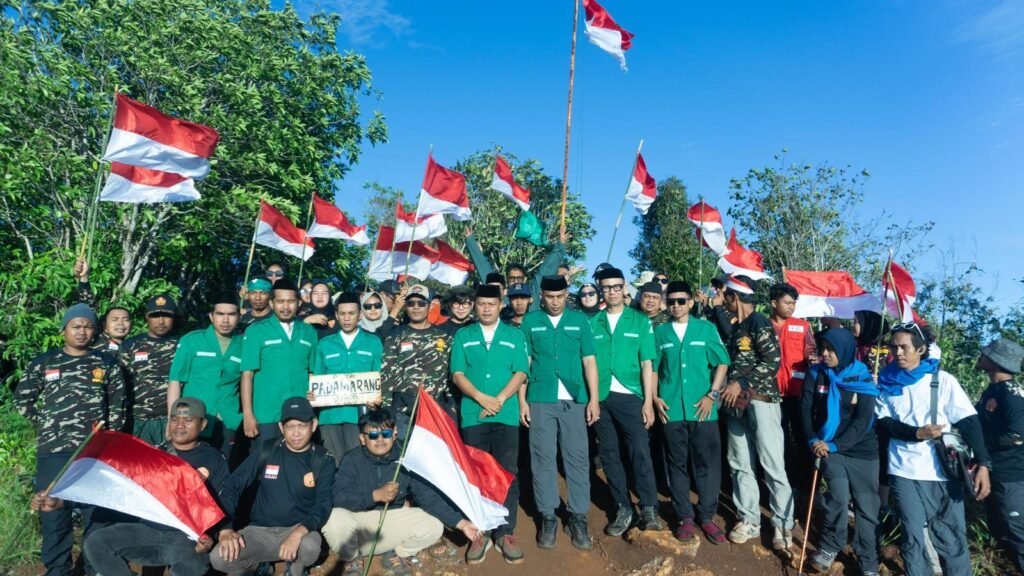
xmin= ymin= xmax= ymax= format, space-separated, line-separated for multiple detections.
xmin=977 ymin=379 xmax=1024 ymax=483
xmin=800 ymin=369 xmax=879 ymax=459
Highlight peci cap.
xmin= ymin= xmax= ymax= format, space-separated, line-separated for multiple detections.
xmin=639 ymin=281 xmax=663 ymax=295
xmin=540 ymin=275 xmax=568 ymax=292
xmin=474 ymin=284 xmax=503 ymax=300
xmin=280 ymin=396 xmax=316 ymax=423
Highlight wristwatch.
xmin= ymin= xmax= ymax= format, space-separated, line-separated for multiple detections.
xmin=707 ymin=389 xmax=721 ymax=402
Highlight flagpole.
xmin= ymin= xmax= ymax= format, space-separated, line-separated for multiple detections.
xmin=401 ymin=147 xmax=432 ymax=283
xmin=82 ymin=93 xmax=117 ymax=267
xmin=361 ymin=385 xmax=424 ymax=576
xmin=45 ymin=421 xmax=106 ymax=496
xmin=240 ymin=203 xmax=263 ymax=308
xmin=872 ymin=250 xmax=895 ymax=378
xmin=559 ymin=0 xmax=580 ymax=240
xmin=605 ymin=139 xmax=643 ymax=263
xmin=697 ymin=197 xmax=706 ymax=315
xmin=386 ymin=196 xmax=403 ymax=279
xmin=296 ymin=191 xmax=316 ymax=287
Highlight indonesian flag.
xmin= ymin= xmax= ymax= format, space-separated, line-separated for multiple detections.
xmin=625 ymin=153 xmax=657 ymax=215
xmin=884 ymin=262 xmax=919 ymax=322
xmin=582 ymin=0 xmax=635 ymax=71
xmin=403 ymin=388 xmax=514 ymax=531
xmin=99 ymin=162 xmax=199 ymax=203
xmin=103 ymin=93 xmax=220 ymax=179
xmin=418 ymin=154 xmax=471 ymax=221
xmin=255 ymin=200 xmax=315 ymax=261
xmin=49 ymin=430 xmax=223 ymax=540
xmin=687 ymin=201 xmax=728 ymax=256
xmin=490 ymin=155 xmax=531 ymax=211
xmin=395 ymin=201 xmax=448 ymax=243
xmin=306 ymin=195 xmax=370 ymax=245
xmin=725 ymin=275 xmax=756 ymax=295
xmin=367 ymin=226 xmax=439 ymax=281
xmin=429 ymin=240 xmax=474 ymax=286
xmin=717 ymin=228 xmax=772 ymax=280
xmin=786 ymin=270 xmax=882 ymax=319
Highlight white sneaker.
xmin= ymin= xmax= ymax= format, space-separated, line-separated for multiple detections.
xmin=728 ymin=521 xmax=760 ymax=544
xmin=772 ymin=526 xmax=793 ymax=550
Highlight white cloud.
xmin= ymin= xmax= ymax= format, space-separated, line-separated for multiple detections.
xmin=332 ymin=0 xmax=412 ymax=46
xmin=954 ymin=0 xmax=1024 ymax=58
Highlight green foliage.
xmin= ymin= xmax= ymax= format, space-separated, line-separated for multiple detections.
xmin=0 ymin=387 xmax=38 ymax=567
xmin=629 ymin=176 xmax=711 ymax=286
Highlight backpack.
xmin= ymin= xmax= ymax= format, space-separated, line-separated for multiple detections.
xmin=929 ymin=367 xmax=977 ymax=498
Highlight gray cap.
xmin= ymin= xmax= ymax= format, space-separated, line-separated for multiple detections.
xmin=171 ymin=396 xmax=207 ymax=420
xmin=62 ymin=303 xmax=97 ymax=330
xmin=981 ymin=338 xmax=1024 ymax=374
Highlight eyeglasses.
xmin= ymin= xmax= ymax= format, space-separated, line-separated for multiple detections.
xmin=363 ymin=429 xmax=395 ymax=440
xmin=451 ymin=300 xmax=472 ymax=307
xmin=667 ymin=297 xmax=689 ymax=306
xmin=580 ymin=291 xmax=598 ymax=298
xmin=508 ymin=276 xmax=526 ymax=283
xmin=266 ymin=271 xmax=284 ymax=278
xmin=362 ymin=302 xmax=383 ymax=311
xmin=600 ymin=284 xmax=625 ymax=293
xmin=657 ymin=278 xmax=669 ymax=284
xmin=892 ymin=322 xmax=925 ymax=341
xmin=406 ymin=299 xmax=428 ymax=308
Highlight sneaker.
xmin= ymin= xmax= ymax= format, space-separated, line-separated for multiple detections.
xmin=465 ymin=535 xmax=492 ymax=565
xmin=310 ymin=553 xmax=341 ymax=576
xmin=380 ymin=550 xmax=413 ymax=576
xmin=537 ymin=514 xmax=557 ymax=549
xmin=253 ymin=563 xmax=274 ymax=576
xmin=495 ymin=534 xmax=525 ymax=564
xmin=772 ymin=526 xmax=793 ymax=551
xmin=341 ymin=557 xmax=364 ymax=576
xmin=566 ymin=513 xmax=594 ymax=550
xmin=639 ymin=506 xmax=664 ymax=531
xmin=674 ymin=518 xmax=697 ymax=543
xmin=728 ymin=521 xmax=760 ymax=544
xmin=810 ymin=548 xmax=837 ymax=572
xmin=605 ymin=504 xmax=634 ymax=536
xmin=699 ymin=520 xmax=727 ymax=545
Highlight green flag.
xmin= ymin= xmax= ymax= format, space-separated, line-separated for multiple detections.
xmin=515 ymin=210 xmax=547 ymax=247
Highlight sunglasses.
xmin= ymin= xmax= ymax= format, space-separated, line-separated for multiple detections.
xmin=601 ymin=284 xmax=625 ymax=293
xmin=667 ymin=297 xmax=689 ymax=306
xmin=406 ymin=299 xmax=428 ymax=308
xmin=362 ymin=302 xmax=383 ymax=310
xmin=363 ymin=429 xmax=394 ymax=440
xmin=580 ymin=291 xmax=598 ymax=298
xmin=892 ymin=322 xmax=925 ymax=341
xmin=266 ymin=271 xmax=284 ymax=278
xmin=657 ymin=278 xmax=669 ymax=284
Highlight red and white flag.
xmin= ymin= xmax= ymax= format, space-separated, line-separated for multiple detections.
xmin=429 ymin=240 xmax=474 ymax=286
xmin=718 ymin=228 xmax=772 ymax=280
xmin=686 ymin=201 xmax=728 ymax=256
xmin=255 ymin=200 xmax=315 ymax=261
xmin=103 ymin=93 xmax=220 ymax=179
xmin=490 ymin=155 xmax=531 ymax=211
xmin=49 ymin=430 xmax=223 ymax=540
xmin=582 ymin=0 xmax=635 ymax=71
xmin=725 ymin=275 xmax=756 ymax=295
xmin=884 ymin=262 xmax=919 ymax=322
xmin=785 ymin=270 xmax=881 ymax=319
xmin=306 ymin=195 xmax=370 ymax=245
xmin=99 ymin=162 xmax=199 ymax=203
xmin=395 ymin=201 xmax=448 ymax=243
xmin=367 ymin=226 xmax=439 ymax=281
xmin=418 ymin=154 xmax=471 ymax=221
xmin=625 ymin=152 xmax=657 ymax=215
xmin=403 ymin=389 xmax=514 ymax=531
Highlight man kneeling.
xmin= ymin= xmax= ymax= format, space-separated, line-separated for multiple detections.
xmin=316 ymin=409 xmax=482 ymax=576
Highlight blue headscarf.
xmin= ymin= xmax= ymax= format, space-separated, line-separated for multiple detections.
xmin=808 ymin=328 xmax=879 ymax=451
xmin=878 ymin=356 xmax=939 ymax=397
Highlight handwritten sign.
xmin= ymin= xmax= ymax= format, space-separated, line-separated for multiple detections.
xmin=308 ymin=371 xmax=381 ymax=407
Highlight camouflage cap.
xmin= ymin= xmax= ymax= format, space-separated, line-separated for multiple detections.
xmin=171 ymin=396 xmax=207 ymax=419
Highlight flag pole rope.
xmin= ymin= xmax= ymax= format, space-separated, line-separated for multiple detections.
xmin=558 ymin=0 xmax=580 ymax=240
xmin=605 ymin=139 xmax=643 ymax=262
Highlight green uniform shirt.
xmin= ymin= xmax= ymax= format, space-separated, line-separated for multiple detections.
xmin=450 ymin=322 xmax=529 ymax=427
xmin=169 ymin=326 xmax=244 ymax=429
xmin=654 ymin=318 xmax=731 ymax=422
xmin=591 ymin=307 xmax=657 ymax=400
xmin=240 ymin=317 xmax=317 ymax=422
xmin=520 ymin=309 xmax=596 ymax=404
xmin=313 ymin=329 xmax=383 ymax=425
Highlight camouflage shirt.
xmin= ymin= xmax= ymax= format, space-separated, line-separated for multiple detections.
xmin=73 ymin=281 xmax=96 ymax=308
xmin=381 ymin=324 xmax=452 ymax=411
xmin=119 ymin=333 xmax=179 ymax=420
xmin=14 ymin=348 xmax=127 ymax=454
xmin=238 ymin=310 xmax=272 ymax=334
xmin=727 ymin=312 xmax=782 ymax=403
xmin=647 ymin=311 xmax=670 ymax=329
xmin=91 ymin=333 xmax=121 ymax=353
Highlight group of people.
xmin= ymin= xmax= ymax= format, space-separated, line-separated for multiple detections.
xmin=12 ymin=255 xmax=1024 ymax=576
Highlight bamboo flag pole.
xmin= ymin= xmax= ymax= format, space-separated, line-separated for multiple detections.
xmin=239 ymin=203 xmax=263 ymax=308
xmin=558 ymin=0 xmax=580 ymax=240
xmin=400 ymin=147 xmax=432 ymax=283
xmin=872 ymin=250 xmax=895 ymax=378
xmin=296 ymin=190 xmax=317 ymax=287
xmin=605 ymin=139 xmax=644 ymax=262
xmin=82 ymin=93 xmax=118 ymax=267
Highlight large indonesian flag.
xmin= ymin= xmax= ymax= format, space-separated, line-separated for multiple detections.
xmin=49 ymin=430 xmax=224 ymax=540
xmin=403 ymin=389 xmax=514 ymax=531
xmin=429 ymin=240 xmax=474 ymax=286
xmin=687 ymin=201 xmax=728 ymax=256
xmin=103 ymin=93 xmax=220 ymax=179
xmin=395 ymin=201 xmax=448 ymax=243
xmin=306 ymin=195 xmax=370 ymax=245
xmin=582 ymin=0 xmax=635 ymax=71
xmin=256 ymin=200 xmax=315 ymax=261
xmin=884 ymin=262 xmax=919 ymax=322
xmin=367 ymin=226 xmax=439 ymax=281
xmin=786 ymin=270 xmax=881 ymax=319
xmin=490 ymin=155 xmax=531 ymax=211
xmin=625 ymin=152 xmax=657 ymax=215
xmin=417 ymin=154 xmax=471 ymax=221
xmin=718 ymin=228 xmax=772 ymax=280
xmin=100 ymin=162 xmax=199 ymax=203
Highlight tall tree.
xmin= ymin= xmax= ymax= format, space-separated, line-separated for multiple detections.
xmin=629 ymin=177 xmax=711 ymax=286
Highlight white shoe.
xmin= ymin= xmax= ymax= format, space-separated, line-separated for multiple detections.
xmin=728 ymin=521 xmax=760 ymax=544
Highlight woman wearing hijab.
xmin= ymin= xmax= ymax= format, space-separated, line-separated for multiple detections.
xmin=576 ymin=282 xmax=602 ymax=317
xmin=801 ymin=328 xmax=882 ymax=575
xmin=359 ymin=291 xmax=399 ymax=341
xmin=853 ymin=310 xmax=890 ymax=369
xmin=299 ymin=281 xmax=338 ymax=339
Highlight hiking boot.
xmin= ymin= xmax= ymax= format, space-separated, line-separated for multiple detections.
xmin=810 ymin=548 xmax=837 ymax=572
xmin=495 ymin=534 xmax=525 ymax=564
xmin=309 ymin=553 xmax=341 ymax=576
xmin=380 ymin=550 xmax=414 ymax=576
xmin=566 ymin=513 xmax=594 ymax=550
xmin=639 ymin=506 xmax=664 ymax=531
xmin=465 ymin=534 xmax=492 ymax=565
xmin=605 ymin=504 xmax=634 ymax=536
xmin=728 ymin=521 xmax=760 ymax=544
xmin=340 ymin=557 xmax=364 ymax=576
xmin=674 ymin=518 xmax=697 ymax=543
xmin=537 ymin=514 xmax=557 ymax=549
xmin=700 ymin=520 xmax=727 ymax=545
xmin=772 ymin=526 xmax=793 ymax=551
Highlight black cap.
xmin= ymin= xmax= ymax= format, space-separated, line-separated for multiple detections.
xmin=639 ymin=281 xmax=663 ymax=295
xmin=475 ymin=284 xmax=503 ymax=300
xmin=485 ymin=272 xmax=506 ymax=287
xmin=272 ymin=278 xmax=299 ymax=294
xmin=592 ymin=262 xmax=613 ymax=278
xmin=377 ymin=279 xmax=400 ymax=296
xmin=280 ymin=396 xmax=315 ymax=423
xmin=595 ymin=267 xmax=625 ymax=282
xmin=665 ymin=281 xmax=692 ymax=295
xmin=540 ymin=275 xmax=568 ymax=292
xmin=145 ymin=294 xmax=177 ymax=316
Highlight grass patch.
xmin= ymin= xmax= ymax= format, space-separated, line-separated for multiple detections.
xmin=0 ymin=386 xmax=38 ymax=570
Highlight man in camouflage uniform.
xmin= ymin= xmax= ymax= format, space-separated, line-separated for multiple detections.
xmin=120 ymin=295 xmax=179 ymax=445
xmin=637 ymin=281 xmax=669 ymax=328
xmin=239 ymin=277 xmax=273 ymax=333
xmin=718 ymin=275 xmax=794 ymax=550
xmin=72 ymin=259 xmax=131 ymax=351
xmin=16 ymin=303 xmax=126 ymax=576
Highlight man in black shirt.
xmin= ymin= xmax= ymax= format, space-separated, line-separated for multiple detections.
xmin=212 ymin=397 xmax=336 ymax=576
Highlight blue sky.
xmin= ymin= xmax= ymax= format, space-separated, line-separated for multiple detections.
xmin=298 ymin=0 xmax=1023 ymax=308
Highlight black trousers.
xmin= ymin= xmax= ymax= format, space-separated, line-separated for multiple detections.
xmin=780 ymin=396 xmax=810 ymax=498
xmin=462 ymin=423 xmax=520 ymax=536
xmin=36 ymin=452 xmax=96 ymax=576
xmin=84 ymin=522 xmax=209 ymax=576
xmin=987 ymin=479 xmax=1024 ymax=573
xmin=663 ymin=420 xmax=722 ymax=522
xmin=319 ymin=423 xmax=361 ymax=466
xmin=593 ymin=391 xmax=659 ymax=508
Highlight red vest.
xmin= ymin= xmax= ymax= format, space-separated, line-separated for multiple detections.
xmin=773 ymin=317 xmax=811 ymax=397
